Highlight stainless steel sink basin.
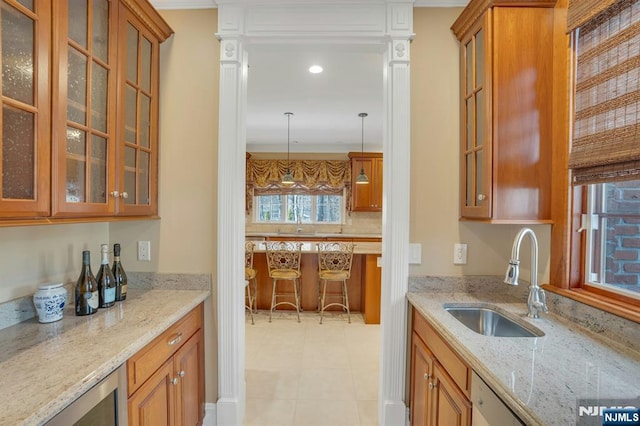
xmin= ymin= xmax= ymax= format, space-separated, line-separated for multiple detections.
xmin=443 ymin=304 xmax=544 ymax=337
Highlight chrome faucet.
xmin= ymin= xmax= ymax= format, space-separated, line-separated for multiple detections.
xmin=504 ymin=227 xmax=548 ymax=319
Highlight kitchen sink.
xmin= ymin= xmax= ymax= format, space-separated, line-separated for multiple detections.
xmin=443 ymin=304 xmax=544 ymax=337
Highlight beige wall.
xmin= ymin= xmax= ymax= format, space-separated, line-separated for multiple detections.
xmin=409 ymin=8 xmax=551 ymax=281
xmin=109 ymin=8 xmax=220 ymax=403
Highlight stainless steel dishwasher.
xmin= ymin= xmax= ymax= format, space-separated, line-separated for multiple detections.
xmin=472 ymin=371 xmax=524 ymax=426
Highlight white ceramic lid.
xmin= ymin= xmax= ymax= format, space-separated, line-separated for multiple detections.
xmin=37 ymin=282 xmax=64 ymax=290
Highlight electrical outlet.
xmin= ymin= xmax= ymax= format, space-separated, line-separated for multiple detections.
xmin=453 ymin=243 xmax=467 ymax=265
xmin=138 ymin=241 xmax=151 ymax=261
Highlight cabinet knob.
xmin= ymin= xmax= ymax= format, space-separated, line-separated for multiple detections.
xmin=167 ymin=332 xmax=183 ymax=346
xmin=429 ymin=381 xmax=438 ymax=390
xmin=110 ymin=191 xmax=119 ymax=198
xmin=423 ymin=373 xmax=430 ymax=380
xmin=171 ymin=377 xmax=179 ymax=385
xmin=477 ymin=194 xmax=486 ymax=201
xmin=179 ymin=370 xmax=186 ymax=377
xmin=120 ymin=192 xmax=129 ymax=199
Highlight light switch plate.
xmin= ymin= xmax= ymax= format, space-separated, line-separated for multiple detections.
xmin=409 ymin=243 xmax=422 ymax=264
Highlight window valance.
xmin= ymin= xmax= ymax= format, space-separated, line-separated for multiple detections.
xmin=567 ymin=0 xmax=619 ymax=33
xmin=245 ymin=159 xmax=352 ymax=213
xmin=568 ymin=0 xmax=640 ymax=185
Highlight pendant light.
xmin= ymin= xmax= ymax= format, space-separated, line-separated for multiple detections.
xmin=356 ymin=112 xmax=369 ymax=185
xmin=282 ymin=112 xmax=295 ymax=185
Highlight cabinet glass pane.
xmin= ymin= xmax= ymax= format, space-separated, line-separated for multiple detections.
xmin=2 ymin=3 xmax=33 ymax=104
xmin=91 ymin=62 xmax=108 ymax=132
xmin=2 ymin=105 xmax=34 ymax=199
xmin=17 ymin=0 xmax=33 ymax=10
xmin=476 ymin=150 xmax=484 ymax=205
xmin=126 ymin=23 xmax=138 ymax=83
xmin=139 ymin=151 xmax=149 ymax=205
xmin=476 ymin=90 xmax=484 ymax=149
xmin=140 ymin=94 xmax=150 ymax=148
xmin=67 ymin=47 xmax=87 ymax=124
xmin=92 ymin=0 xmax=109 ymax=63
xmin=466 ymin=98 xmax=473 ymax=151
xmin=68 ymin=0 xmax=88 ymax=49
xmin=141 ymin=36 xmax=151 ymax=92
xmin=475 ymin=29 xmax=484 ymax=89
xmin=465 ymin=154 xmax=472 ymax=207
xmin=90 ymin=135 xmax=106 ymax=203
xmin=66 ymin=127 xmax=87 ymax=203
xmin=125 ymin=85 xmax=137 ymax=143
xmin=465 ymin=40 xmax=472 ymax=96
xmin=124 ymin=146 xmax=136 ymax=205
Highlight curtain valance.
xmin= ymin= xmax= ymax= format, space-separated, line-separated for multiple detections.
xmin=245 ymin=159 xmax=352 ymax=213
xmin=568 ymin=0 xmax=640 ymax=185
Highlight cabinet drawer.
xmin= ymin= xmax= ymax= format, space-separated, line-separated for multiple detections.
xmin=413 ymin=310 xmax=470 ymax=395
xmin=127 ymin=304 xmax=203 ymax=396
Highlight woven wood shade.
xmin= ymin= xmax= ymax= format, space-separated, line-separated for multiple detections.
xmin=568 ymin=0 xmax=640 ymax=185
xmin=567 ymin=0 xmax=619 ymax=33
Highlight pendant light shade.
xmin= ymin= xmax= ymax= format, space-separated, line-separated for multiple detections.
xmin=282 ymin=112 xmax=295 ymax=185
xmin=356 ymin=112 xmax=369 ymax=185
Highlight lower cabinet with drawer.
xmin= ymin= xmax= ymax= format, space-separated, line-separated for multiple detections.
xmin=410 ymin=309 xmax=471 ymax=426
xmin=127 ymin=303 xmax=205 ymax=426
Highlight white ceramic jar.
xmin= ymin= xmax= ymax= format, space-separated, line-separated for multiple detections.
xmin=33 ymin=283 xmax=67 ymax=323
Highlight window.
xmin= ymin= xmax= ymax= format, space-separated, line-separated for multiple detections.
xmin=255 ymin=194 xmax=343 ymax=224
xmin=583 ymin=179 xmax=640 ymax=300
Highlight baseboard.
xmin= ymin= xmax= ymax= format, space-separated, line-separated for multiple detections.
xmin=203 ymin=402 xmax=217 ymax=426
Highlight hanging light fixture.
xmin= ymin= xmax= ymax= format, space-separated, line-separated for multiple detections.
xmin=282 ymin=112 xmax=295 ymax=185
xmin=356 ymin=112 xmax=369 ymax=185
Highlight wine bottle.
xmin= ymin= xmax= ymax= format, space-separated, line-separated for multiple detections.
xmin=75 ymin=250 xmax=99 ymax=316
xmin=112 ymin=243 xmax=127 ymax=301
xmin=96 ymin=244 xmax=116 ymax=308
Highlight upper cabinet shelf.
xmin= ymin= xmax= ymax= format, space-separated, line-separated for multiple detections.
xmin=451 ymin=0 xmax=555 ymax=223
xmin=0 ymin=0 xmax=172 ymax=224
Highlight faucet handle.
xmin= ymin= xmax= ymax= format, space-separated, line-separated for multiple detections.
xmin=539 ymin=289 xmax=549 ymax=313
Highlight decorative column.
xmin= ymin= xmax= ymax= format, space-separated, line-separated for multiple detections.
xmin=216 ymin=8 xmax=248 ymax=423
xmin=379 ymin=3 xmax=413 ymax=424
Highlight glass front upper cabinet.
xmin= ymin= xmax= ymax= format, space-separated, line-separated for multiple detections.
xmin=52 ymin=0 xmax=116 ymax=216
xmin=0 ymin=0 xmax=50 ymax=218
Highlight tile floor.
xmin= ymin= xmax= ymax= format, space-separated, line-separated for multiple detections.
xmin=245 ymin=310 xmax=380 ymax=426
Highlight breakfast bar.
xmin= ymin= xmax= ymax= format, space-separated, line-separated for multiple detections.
xmin=247 ymin=235 xmax=382 ymax=323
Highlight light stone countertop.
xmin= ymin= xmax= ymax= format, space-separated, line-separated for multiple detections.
xmin=407 ymin=292 xmax=640 ymax=426
xmin=250 ymin=240 xmax=382 ymax=255
xmin=0 ymin=288 xmax=209 ymax=426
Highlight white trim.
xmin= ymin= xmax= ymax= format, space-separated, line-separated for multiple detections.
xmin=149 ymin=0 xmax=469 ymax=9
xmin=203 ymin=403 xmax=217 ymax=426
xmin=217 ymin=3 xmax=412 ymax=425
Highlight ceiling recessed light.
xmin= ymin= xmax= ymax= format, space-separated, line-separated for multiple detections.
xmin=309 ymin=65 xmax=323 ymax=74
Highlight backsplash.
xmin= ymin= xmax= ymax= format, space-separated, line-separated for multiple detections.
xmin=409 ymin=275 xmax=640 ymax=353
xmin=0 ymin=273 xmax=211 ymax=331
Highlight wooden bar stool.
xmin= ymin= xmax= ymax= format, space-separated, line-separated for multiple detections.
xmin=265 ymin=241 xmax=302 ymax=322
xmin=245 ymin=242 xmax=258 ymax=324
xmin=317 ymin=242 xmax=355 ymax=324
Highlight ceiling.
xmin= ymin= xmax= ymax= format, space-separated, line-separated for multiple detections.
xmin=150 ymin=0 xmax=469 ymax=153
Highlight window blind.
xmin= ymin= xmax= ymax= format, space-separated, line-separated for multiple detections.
xmin=568 ymin=0 xmax=640 ymax=185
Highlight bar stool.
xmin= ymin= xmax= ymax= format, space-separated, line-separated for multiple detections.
xmin=265 ymin=241 xmax=302 ymax=322
xmin=317 ymin=242 xmax=355 ymax=324
xmin=245 ymin=242 xmax=257 ymax=324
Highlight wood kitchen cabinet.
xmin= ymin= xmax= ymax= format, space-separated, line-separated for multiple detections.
xmin=451 ymin=1 xmax=554 ymax=223
xmin=349 ymin=152 xmax=382 ymax=212
xmin=128 ymin=304 xmax=205 ymax=426
xmin=0 ymin=0 xmax=171 ymax=222
xmin=410 ymin=309 xmax=471 ymax=426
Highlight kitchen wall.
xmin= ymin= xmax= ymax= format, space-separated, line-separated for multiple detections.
xmin=109 ymin=8 xmax=220 ymax=403
xmin=409 ymin=7 xmax=551 ymax=282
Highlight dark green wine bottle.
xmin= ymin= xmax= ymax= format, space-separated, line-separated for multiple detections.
xmin=112 ymin=243 xmax=127 ymax=301
xmin=96 ymin=244 xmax=116 ymax=308
xmin=75 ymin=250 xmax=99 ymax=316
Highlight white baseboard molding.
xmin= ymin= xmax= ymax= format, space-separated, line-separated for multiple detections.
xmin=203 ymin=402 xmax=217 ymax=426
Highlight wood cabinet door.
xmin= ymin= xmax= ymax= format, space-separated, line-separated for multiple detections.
xmin=372 ymin=157 xmax=383 ymax=209
xmin=116 ymin=4 xmax=159 ymax=216
xmin=350 ymin=153 xmax=383 ymax=212
xmin=51 ymin=0 xmax=118 ymax=217
xmin=128 ymin=358 xmax=176 ymax=426
xmin=0 ymin=0 xmax=51 ymax=218
xmin=174 ymin=329 xmax=205 ymax=426
xmin=410 ymin=332 xmax=434 ymax=426
xmin=431 ymin=362 xmax=471 ymax=426
xmin=459 ymin=12 xmax=492 ymax=219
